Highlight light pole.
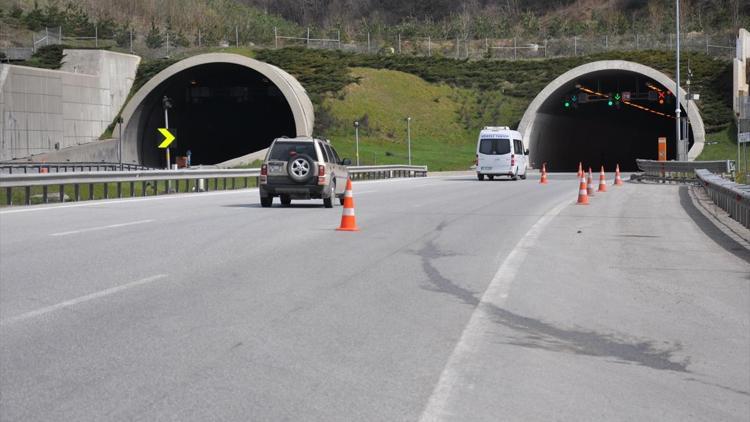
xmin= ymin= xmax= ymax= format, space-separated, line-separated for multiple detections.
xmin=354 ymin=120 xmax=360 ymax=166
xmin=675 ymin=0 xmax=684 ymax=160
xmin=406 ymin=117 xmax=412 ymax=165
xmin=162 ymin=95 xmax=172 ymax=169
xmin=117 ymin=116 xmax=123 ymax=170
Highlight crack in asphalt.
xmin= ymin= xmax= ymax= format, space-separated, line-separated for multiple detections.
xmin=417 ymin=239 xmax=691 ymax=373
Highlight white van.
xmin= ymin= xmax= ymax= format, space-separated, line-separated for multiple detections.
xmin=475 ymin=126 xmax=528 ymax=181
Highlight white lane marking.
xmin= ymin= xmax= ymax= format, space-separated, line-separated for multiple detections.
xmin=0 ymin=189 xmax=259 ymax=214
xmin=50 ymin=219 xmax=155 ymax=237
xmin=418 ymin=199 xmax=570 ymax=422
xmin=0 ymin=274 xmax=168 ymax=326
xmin=0 ymin=176 xmax=451 ymax=215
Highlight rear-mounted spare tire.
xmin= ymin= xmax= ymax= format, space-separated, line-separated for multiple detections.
xmin=287 ymin=154 xmax=314 ymax=184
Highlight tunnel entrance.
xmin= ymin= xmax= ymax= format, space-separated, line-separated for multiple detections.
xmin=119 ymin=53 xmax=314 ymax=168
xmin=519 ymin=61 xmax=705 ymax=172
xmin=138 ymin=63 xmax=296 ymax=167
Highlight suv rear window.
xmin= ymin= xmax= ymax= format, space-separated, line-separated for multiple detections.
xmin=479 ymin=139 xmax=511 ymax=155
xmin=269 ymin=142 xmax=318 ymax=161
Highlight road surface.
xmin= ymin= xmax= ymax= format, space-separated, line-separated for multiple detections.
xmin=1 ymin=174 xmax=748 ymax=421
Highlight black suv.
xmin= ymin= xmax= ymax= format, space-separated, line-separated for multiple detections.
xmin=259 ymin=137 xmax=351 ymax=208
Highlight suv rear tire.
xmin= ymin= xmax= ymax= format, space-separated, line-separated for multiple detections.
xmin=260 ymin=196 xmax=272 ymax=207
xmin=280 ymin=195 xmax=291 ymax=206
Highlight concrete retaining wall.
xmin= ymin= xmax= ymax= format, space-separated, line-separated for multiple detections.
xmin=0 ymin=49 xmax=139 ymax=161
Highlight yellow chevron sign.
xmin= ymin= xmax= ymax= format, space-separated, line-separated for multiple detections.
xmin=157 ymin=128 xmax=175 ymax=148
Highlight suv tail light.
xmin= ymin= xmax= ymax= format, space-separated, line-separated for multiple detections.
xmin=260 ymin=164 xmax=268 ymax=184
xmin=511 ymin=154 xmax=515 ymax=167
xmin=318 ymin=165 xmax=326 ymax=185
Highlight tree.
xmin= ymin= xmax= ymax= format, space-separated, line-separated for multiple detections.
xmin=145 ymin=20 xmax=164 ymax=48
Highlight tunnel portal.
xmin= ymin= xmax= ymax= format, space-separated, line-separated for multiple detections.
xmin=138 ymin=63 xmax=295 ymax=167
xmin=520 ymin=61 xmax=705 ymax=172
xmin=119 ymin=54 xmax=314 ymax=168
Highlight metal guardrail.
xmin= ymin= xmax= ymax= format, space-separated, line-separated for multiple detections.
xmin=0 ymin=162 xmax=153 ymax=174
xmin=0 ymin=165 xmax=427 ymax=206
xmin=348 ymin=165 xmax=428 ymax=180
xmin=634 ymin=159 xmax=734 ymax=183
xmin=696 ymin=169 xmax=750 ymax=229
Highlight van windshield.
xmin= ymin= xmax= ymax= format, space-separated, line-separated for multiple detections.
xmin=479 ymin=139 xmax=511 ymax=155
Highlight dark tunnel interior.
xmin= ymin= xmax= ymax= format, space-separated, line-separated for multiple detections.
xmin=529 ymin=70 xmax=693 ymax=172
xmin=138 ymin=63 xmax=296 ymax=167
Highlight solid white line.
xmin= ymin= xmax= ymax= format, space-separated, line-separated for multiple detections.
xmin=418 ymin=199 xmax=570 ymax=422
xmin=50 ymin=219 xmax=155 ymax=237
xmin=0 ymin=274 xmax=168 ymax=326
xmin=0 ymin=189 xmax=259 ymax=215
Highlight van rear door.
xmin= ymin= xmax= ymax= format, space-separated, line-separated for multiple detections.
xmin=478 ymin=138 xmax=512 ymax=172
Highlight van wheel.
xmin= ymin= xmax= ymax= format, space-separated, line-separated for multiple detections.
xmin=488 ymin=175 xmax=494 ymax=181
xmin=477 ymin=173 xmax=485 ymax=181
xmin=511 ymin=170 xmax=519 ymax=181
xmin=520 ymin=171 xmax=527 ymax=180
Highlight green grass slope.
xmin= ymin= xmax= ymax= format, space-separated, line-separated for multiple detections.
xmin=322 ymin=68 xmax=526 ymax=170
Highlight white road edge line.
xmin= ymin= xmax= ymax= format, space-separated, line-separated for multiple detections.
xmin=0 ymin=176 xmax=452 ymax=215
xmin=418 ymin=198 xmax=571 ymax=422
xmin=0 ymin=274 xmax=168 ymax=326
xmin=50 ymin=219 xmax=155 ymax=237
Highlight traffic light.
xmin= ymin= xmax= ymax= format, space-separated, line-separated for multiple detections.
xmin=564 ymin=99 xmax=571 ymax=108
xmin=607 ymin=93 xmax=614 ymax=107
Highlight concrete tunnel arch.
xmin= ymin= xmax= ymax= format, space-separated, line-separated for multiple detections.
xmin=518 ymin=60 xmax=705 ymax=171
xmin=118 ymin=53 xmax=314 ymax=167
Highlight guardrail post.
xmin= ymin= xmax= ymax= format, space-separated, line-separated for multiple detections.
xmin=25 ymin=186 xmax=31 ymax=205
xmin=103 ymin=182 xmax=109 ymax=199
xmin=141 ymin=181 xmax=147 ymax=197
xmin=117 ymin=182 xmax=122 ymax=198
xmin=130 ymin=182 xmax=135 ymax=197
xmin=59 ymin=184 xmax=64 ymax=203
xmin=74 ymin=184 xmax=80 ymax=201
xmin=88 ymin=183 xmax=94 ymax=200
xmin=6 ymin=188 xmax=12 ymax=205
xmin=42 ymin=185 xmax=48 ymax=204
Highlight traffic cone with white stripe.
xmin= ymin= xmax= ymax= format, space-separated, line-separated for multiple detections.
xmin=539 ymin=163 xmax=548 ymax=184
xmin=336 ymin=178 xmax=359 ymax=231
xmin=597 ymin=166 xmax=608 ymax=192
xmin=576 ymin=174 xmax=589 ymax=205
xmin=577 ymin=162 xmax=583 ymax=178
xmin=587 ymin=167 xmax=596 ymax=196
xmin=614 ymin=164 xmax=624 ymax=186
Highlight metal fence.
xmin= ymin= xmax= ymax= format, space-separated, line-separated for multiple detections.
xmin=634 ymin=159 xmax=735 ymax=183
xmin=0 ymin=164 xmax=428 ymax=206
xmin=1 ymin=25 xmax=736 ymax=61
xmin=696 ymin=169 xmax=750 ymax=229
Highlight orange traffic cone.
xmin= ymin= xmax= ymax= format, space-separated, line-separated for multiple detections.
xmin=587 ymin=167 xmax=596 ymax=196
xmin=336 ymin=178 xmax=359 ymax=231
xmin=577 ymin=162 xmax=583 ymax=178
xmin=576 ymin=174 xmax=589 ymax=205
xmin=614 ymin=164 xmax=624 ymax=186
xmin=597 ymin=166 xmax=608 ymax=192
xmin=539 ymin=163 xmax=548 ymax=184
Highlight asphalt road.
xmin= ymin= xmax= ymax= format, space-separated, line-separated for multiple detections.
xmin=1 ymin=174 xmax=748 ymax=421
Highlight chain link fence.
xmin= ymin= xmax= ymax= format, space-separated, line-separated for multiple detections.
xmin=1 ymin=24 xmax=737 ymax=62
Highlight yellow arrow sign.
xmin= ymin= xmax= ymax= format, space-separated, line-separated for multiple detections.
xmin=157 ymin=128 xmax=175 ymax=149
